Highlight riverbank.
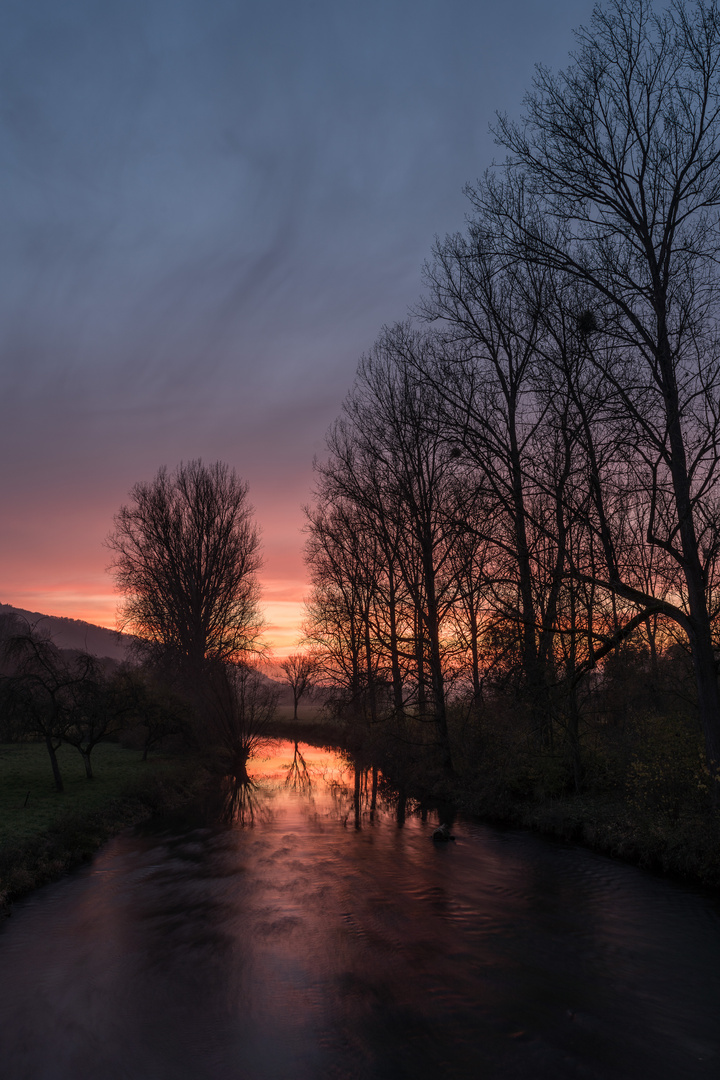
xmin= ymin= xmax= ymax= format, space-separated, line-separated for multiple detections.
xmin=267 ymin=715 xmax=720 ymax=889
xmin=422 ymin=744 xmax=720 ymax=889
xmin=0 ymin=743 xmax=207 ymax=912
xmin=448 ymin=782 xmax=720 ymax=888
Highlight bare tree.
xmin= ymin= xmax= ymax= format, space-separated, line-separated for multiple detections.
xmin=477 ymin=0 xmax=720 ymax=775
xmin=60 ymin=662 xmax=143 ymax=778
xmin=417 ymin=236 xmax=563 ymax=737
xmin=309 ymin=331 xmax=482 ymax=769
xmin=280 ymin=652 xmax=322 ymax=720
xmin=107 ymin=460 xmax=263 ymax=682
xmin=2 ymin=630 xmax=113 ymax=790
xmin=308 ymin=442 xmax=414 ymax=723
xmin=118 ymin=663 xmax=191 ymax=761
xmin=3 ymin=630 xmax=70 ymax=791
xmin=303 ymin=495 xmax=386 ymax=724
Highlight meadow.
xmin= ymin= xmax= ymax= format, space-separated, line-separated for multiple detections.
xmin=0 ymin=741 xmax=204 ymax=910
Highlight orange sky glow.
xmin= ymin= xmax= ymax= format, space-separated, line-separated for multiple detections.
xmin=0 ymin=575 xmax=308 ymax=660
xmin=1 ymin=495 xmax=312 ymax=660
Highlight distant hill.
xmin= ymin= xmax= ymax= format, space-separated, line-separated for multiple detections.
xmin=0 ymin=604 xmax=134 ymax=662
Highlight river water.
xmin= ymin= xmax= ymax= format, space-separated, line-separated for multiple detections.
xmin=1 ymin=741 xmax=719 ymax=1079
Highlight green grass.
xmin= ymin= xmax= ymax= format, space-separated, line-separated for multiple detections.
xmin=0 ymin=742 xmax=177 ymax=847
xmin=0 ymin=741 xmax=209 ymax=911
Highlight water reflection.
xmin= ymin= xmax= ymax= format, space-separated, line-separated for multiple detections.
xmin=217 ymin=773 xmax=262 ymax=826
xmin=0 ymin=741 xmax=719 ymax=1080
xmin=284 ymin=740 xmax=313 ymax=793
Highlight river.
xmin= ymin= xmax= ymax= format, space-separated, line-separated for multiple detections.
xmin=0 ymin=740 xmax=719 ymax=1079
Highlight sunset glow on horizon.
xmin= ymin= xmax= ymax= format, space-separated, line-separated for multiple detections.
xmin=0 ymin=586 xmax=307 ymax=659
xmin=0 ymin=532 xmax=310 ymax=658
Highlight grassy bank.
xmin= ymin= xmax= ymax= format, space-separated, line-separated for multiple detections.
xmin=0 ymin=742 xmax=207 ymax=912
xmin=447 ymin=778 xmax=720 ymax=888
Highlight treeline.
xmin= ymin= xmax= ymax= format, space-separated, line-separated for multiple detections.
xmin=303 ymin=0 xmax=720 ymax=799
xmin=0 ymin=612 xmax=192 ymax=790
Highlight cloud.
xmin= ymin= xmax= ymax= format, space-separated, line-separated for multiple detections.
xmin=0 ymin=0 xmax=595 ymax=641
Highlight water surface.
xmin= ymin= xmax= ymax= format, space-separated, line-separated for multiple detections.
xmin=1 ymin=741 xmax=719 ymax=1079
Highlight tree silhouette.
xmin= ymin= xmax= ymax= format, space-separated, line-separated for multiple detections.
xmin=107 ymin=460 xmax=263 ymax=681
xmin=280 ymin=652 xmax=322 ymax=720
xmin=479 ymin=0 xmax=720 ymax=776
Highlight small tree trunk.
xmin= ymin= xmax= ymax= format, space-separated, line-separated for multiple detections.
xmin=468 ymin=604 xmax=482 ymax=705
xmin=81 ymin=750 xmax=93 ymax=779
xmin=396 ymin=789 xmax=406 ymax=826
xmin=45 ymin=736 xmax=64 ymax=793
xmin=388 ymin=572 xmax=404 ymax=718
xmin=567 ymin=690 xmax=582 ymax=794
xmin=660 ymin=325 xmax=720 ymax=786
xmin=415 ymin=614 xmax=426 ymax=719
xmin=422 ymin=552 xmax=452 ymax=773
xmin=363 ymin=606 xmax=377 ymax=725
xmin=688 ymin=617 xmax=720 ymax=792
xmin=353 ymin=758 xmax=361 ymax=830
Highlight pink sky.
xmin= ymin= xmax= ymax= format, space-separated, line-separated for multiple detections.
xmin=1 ymin=481 xmax=313 ymax=659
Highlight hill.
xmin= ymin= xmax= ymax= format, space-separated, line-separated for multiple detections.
xmin=0 ymin=604 xmax=133 ymax=662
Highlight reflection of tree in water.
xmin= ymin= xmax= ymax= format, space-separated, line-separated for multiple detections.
xmin=202 ymin=661 xmax=278 ymax=778
xmin=221 ymin=774 xmax=256 ymax=825
xmin=353 ymin=760 xmax=382 ymax=828
xmin=284 ymin=740 xmax=314 ymax=793
xmin=330 ymin=753 xmax=437 ymax=830
xmin=213 ymin=772 xmax=272 ymax=827
xmin=321 ymin=755 xmax=393 ymax=828
xmin=325 ymin=773 xmax=354 ymax=823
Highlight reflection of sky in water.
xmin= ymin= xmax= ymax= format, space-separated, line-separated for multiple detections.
xmin=0 ymin=740 xmax=719 ymax=1079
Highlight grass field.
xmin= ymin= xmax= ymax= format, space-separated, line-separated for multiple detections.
xmin=0 ymin=742 xmax=180 ymax=847
xmin=0 ymin=741 xmax=206 ymax=910
xmin=271 ymin=703 xmax=329 ymax=723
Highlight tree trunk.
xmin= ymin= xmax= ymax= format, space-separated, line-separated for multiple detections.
xmin=567 ymin=584 xmax=582 ymax=792
xmin=687 ymin=616 xmax=720 ymax=783
xmin=422 ymin=549 xmax=452 ymax=772
xmin=660 ymin=328 xmax=720 ymax=780
xmin=353 ymin=758 xmax=361 ymax=830
xmin=468 ymin=601 xmax=482 ymax=705
xmin=415 ymin=612 xmax=426 ymax=719
xmin=508 ymin=408 xmax=551 ymax=746
xmin=45 ymin=736 xmax=63 ymax=793
xmin=364 ymin=608 xmax=377 ymax=724
xmin=388 ymin=570 xmax=404 ymax=718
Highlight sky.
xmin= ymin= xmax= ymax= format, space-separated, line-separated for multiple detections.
xmin=0 ymin=0 xmax=594 ymax=656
